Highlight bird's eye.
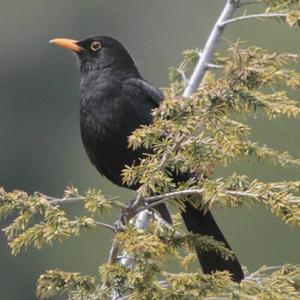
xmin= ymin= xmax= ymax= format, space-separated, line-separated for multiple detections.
xmin=90 ymin=41 xmax=101 ymax=51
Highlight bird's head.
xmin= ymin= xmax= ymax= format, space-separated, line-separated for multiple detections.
xmin=50 ymin=35 xmax=139 ymax=76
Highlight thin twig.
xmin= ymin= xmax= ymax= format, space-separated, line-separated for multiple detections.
xmin=206 ymin=63 xmax=224 ymax=69
xmin=120 ymin=210 xmax=152 ymax=268
xmin=109 ymin=210 xmax=153 ymax=300
xmin=245 ymin=265 xmax=284 ymax=280
xmin=48 ymin=197 xmax=85 ymax=205
xmin=220 ymin=13 xmax=288 ymax=26
xmin=108 ymin=240 xmax=120 ymax=264
xmin=144 ymin=189 xmax=204 ymax=203
xmin=135 ymin=190 xmax=205 ymax=214
xmin=135 ymin=188 xmax=300 ymax=215
xmin=95 ymin=222 xmax=116 ymax=232
xmin=136 ymin=198 xmax=172 ymax=214
xmin=39 ymin=192 xmax=126 ymax=210
xmin=38 ymin=192 xmax=85 ymax=205
xmin=238 ymin=0 xmax=260 ymax=7
xmin=178 ymin=61 xmax=188 ymax=85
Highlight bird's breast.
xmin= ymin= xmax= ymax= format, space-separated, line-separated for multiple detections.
xmin=79 ymin=80 xmax=142 ymax=186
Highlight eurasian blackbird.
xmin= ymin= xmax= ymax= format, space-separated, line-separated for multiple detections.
xmin=50 ymin=35 xmax=244 ymax=282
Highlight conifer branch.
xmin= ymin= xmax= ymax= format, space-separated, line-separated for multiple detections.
xmin=206 ymin=63 xmax=224 ymax=69
xmin=239 ymin=0 xmax=259 ymax=6
xmin=130 ymin=0 xmax=244 ymax=266
xmin=95 ymin=222 xmax=116 ymax=232
xmin=48 ymin=196 xmax=85 ymax=205
xmin=119 ymin=210 xmax=152 ymax=267
xmin=136 ymin=186 xmax=300 ymax=223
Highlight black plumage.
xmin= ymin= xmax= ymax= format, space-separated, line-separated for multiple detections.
xmin=51 ymin=35 xmax=244 ymax=282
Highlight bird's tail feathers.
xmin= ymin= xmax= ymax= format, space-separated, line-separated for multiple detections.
xmin=181 ymin=202 xmax=244 ymax=282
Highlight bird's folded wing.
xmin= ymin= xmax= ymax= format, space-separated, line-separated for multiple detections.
xmin=123 ymin=78 xmax=164 ymax=107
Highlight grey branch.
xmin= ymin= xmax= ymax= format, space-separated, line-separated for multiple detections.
xmin=183 ymin=0 xmax=240 ymax=97
xmin=120 ymin=210 xmax=152 ymax=268
xmin=135 ymin=188 xmax=300 ymax=214
xmin=220 ymin=13 xmax=288 ymax=26
xmin=132 ymin=1 xmax=243 ymax=245
xmin=38 ymin=193 xmax=116 ymax=232
xmin=238 ymin=0 xmax=260 ymax=7
xmin=206 ymin=63 xmax=224 ymax=69
xmin=47 ymin=196 xmax=85 ymax=205
xmin=111 ymin=210 xmax=153 ymax=300
xmin=40 ymin=192 xmax=126 ymax=209
xmin=95 ymin=222 xmax=116 ymax=232
xmin=37 ymin=192 xmax=85 ymax=205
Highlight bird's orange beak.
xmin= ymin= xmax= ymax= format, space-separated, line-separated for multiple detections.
xmin=49 ymin=38 xmax=83 ymax=53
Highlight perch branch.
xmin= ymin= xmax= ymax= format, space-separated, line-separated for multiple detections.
xmin=120 ymin=210 xmax=153 ymax=268
xmin=135 ymin=188 xmax=300 ymax=214
xmin=95 ymin=222 xmax=117 ymax=232
xmin=238 ymin=0 xmax=260 ymax=7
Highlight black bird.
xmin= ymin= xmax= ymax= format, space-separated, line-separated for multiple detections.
xmin=50 ymin=36 xmax=244 ymax=282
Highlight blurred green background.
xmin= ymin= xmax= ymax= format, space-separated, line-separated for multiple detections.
xmin=0 ymin=1 xmax=299 ymax=299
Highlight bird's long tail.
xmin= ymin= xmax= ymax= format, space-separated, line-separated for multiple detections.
xmin=181 ymin=202 xmax=244 ymax=282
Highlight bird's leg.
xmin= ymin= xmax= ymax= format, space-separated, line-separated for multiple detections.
xmin=114 ymin=219 xmax=126 ymax=232
xmin=120 ymin=196 xmax=145 ymax=223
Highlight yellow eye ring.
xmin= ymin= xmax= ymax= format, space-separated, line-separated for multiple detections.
xmin=90 ymin=41 xmax=101 ymax=51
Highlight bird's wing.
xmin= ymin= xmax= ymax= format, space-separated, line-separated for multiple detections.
xmin=121 ymin=78 xmax=172 ymax=223
xmin=123 ymin=78 xmax=164 ymax=108
xmin=121 ymin=78 xmax=164 ymax=126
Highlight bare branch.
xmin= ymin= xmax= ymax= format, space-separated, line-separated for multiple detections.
xmin=178 ymin=61 xmax=189 ymax=85
xmin=220 ymin=13 xmax=288 ymax=26
xmin=109 ymin=210 xmax=153 ymax=300
xmin=37 ymin=192 xmax=85 ymax=205
xmin=245 ymin=265 xmax=285 ymax=283
xmin=145 ymin=189 xmax=204 ymax=203
xmin=238 ymin=0 xmax=260 ymax=7
xmin=95 ymin=222 xmax=116 ymax=232
xmin=120 ymin=210 xmax=152 ymax=268
xmin=183 ymin=0 xmax=240 ymax=97
xmin=133 ymin=188 xmax=300 ymax=215
xmin=108 ymin=240 xmax=120 ymax=264
xmin=48 ymin=197 xmax=85 ymax=205
xmin=206 ymin=63 xmax=224 ymax=69
xmin=135 ymin=190 xmax=204 ymax=214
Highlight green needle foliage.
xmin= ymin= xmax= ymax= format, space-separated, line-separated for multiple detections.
xmin=1 ymin=0 xmax=300 ymax=299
